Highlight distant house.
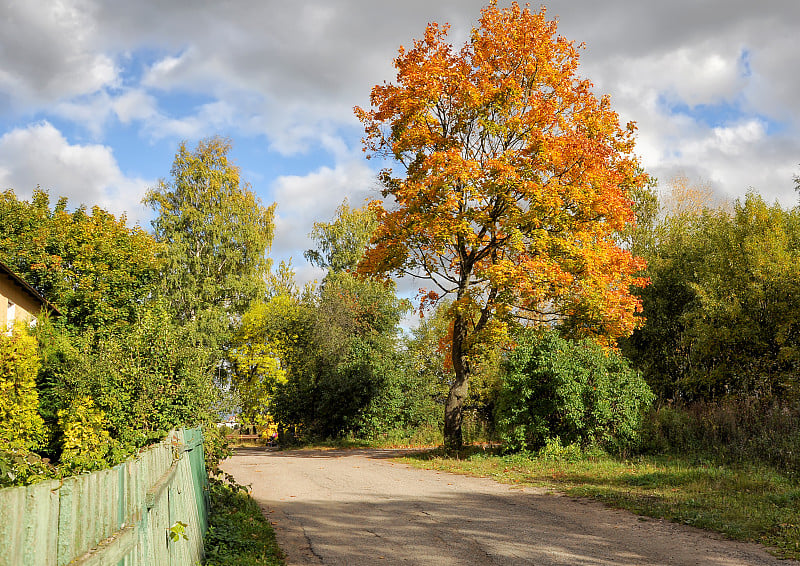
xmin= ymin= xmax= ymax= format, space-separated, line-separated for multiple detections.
xmin=0 ymin=260 xmax=60 ymax=331
xmin=218 ymin=414 xmax=239 ymax=429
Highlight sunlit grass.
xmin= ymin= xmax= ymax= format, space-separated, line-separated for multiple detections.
xmin=402 ymin=448 xmax=800 ymax=560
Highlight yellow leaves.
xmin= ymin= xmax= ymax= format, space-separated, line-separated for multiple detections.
xmin=356 ymin=1 xmax=648 ymax=346
xmin=58 ymin=396 xmax=113 ymax=472
xmin=0 ymin=330 xmax=44 ymax=453
xmin=230 ymin=295 xmax=308 ymax=423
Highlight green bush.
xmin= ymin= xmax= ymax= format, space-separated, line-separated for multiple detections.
xmin=36 ymin=305 xmax=219 ymax=471
xmin=496 ymin=329 xmax=654 ymax=452
xmin=57 ymin=396 xmax=116 ymax=473
xmin=639 ymin=398 xmax=800 ymax=476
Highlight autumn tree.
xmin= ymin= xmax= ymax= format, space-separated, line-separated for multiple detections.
xmin=145 ymin=137 xmax=276 ymax=352
xmin=356 ymin=2 xmax=648 ymax=449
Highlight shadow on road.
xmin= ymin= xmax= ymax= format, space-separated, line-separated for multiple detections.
xmin=225 ymin=448 xmax=791 ymax=565
xmin=232 ymin=446 xmax=428 ymax=460
xmin=265 ymin=488 xmax=779 ymax=565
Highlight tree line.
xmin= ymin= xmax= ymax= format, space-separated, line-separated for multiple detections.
xmin=1 ymin=2 xmax=798 ymax=485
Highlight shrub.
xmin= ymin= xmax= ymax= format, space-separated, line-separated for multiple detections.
xmin=36 ymin=305 xmax=219 ymax=471
xmin=639 ymin=398 xmax=800 ymax=475
xmin=0 ymin=328 xmax=51 ymax=486
xmin=0 ymin=328 xmax=45 ymax=452
xmin=495 ymin=329 xmax=655 ymax=452
xmin=57 ymin=396 xmax=115 ymax=473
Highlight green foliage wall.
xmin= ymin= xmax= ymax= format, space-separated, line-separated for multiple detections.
xmin=268 ymin=271 xmax=412 ymax=440
xmin=36 ymin=306 xmax=217 ymax=470
xmin=57 ymin=396 xmax=114 ymax=474
xmin=623 ymin=192 xmax=800 ymax=401
xmin=233 ymin=202 xmax=424 ymax=441
xmin=496 ymin=329 xmax=654 ymax=452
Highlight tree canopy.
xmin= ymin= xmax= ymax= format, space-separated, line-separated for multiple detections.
xmin=0 ymin=189 xmax=162 ymax=330
xmin=145 ymin=137 xmax=276 ymax=351
xmin=304 ymin=200 xmax=378 ymax=274
xmin=623 ymin=190 xmax=800 ymax=401
xmin=356 ymin=2 xmax=648 ymax=449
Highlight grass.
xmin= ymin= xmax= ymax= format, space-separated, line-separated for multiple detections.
xmin=402 ymin=446 xmax=800 ymax=560
xmin=203 ymin=477 xmax=285 ymax=566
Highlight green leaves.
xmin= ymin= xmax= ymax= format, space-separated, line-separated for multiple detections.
xmin=35 ymin=305 xmax=217 ymax=473
xmin=231 ymin=294 xmax=309 ymax=426
xmin=304 ymin=200 xmax=377 ymax=274
xmin=0 ymin=189 xmax=162 ymax=330
xmin=145 ymin=137 xmax=276 ymax=352
xmin=267 ymin=271 xmax=411 ymax=440
xmin=496 ymin=329 xmax=654 ymax=452
xmin=168 ymin=521 xmax=189 ymax=543
xmin=625 ymin=191 xmax=800 ymax=401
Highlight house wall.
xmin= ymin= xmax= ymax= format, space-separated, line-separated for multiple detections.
xmin=0 ymin=272 xmax=43 ymax=329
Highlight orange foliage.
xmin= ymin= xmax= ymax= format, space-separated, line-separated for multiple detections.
xmin=355 ymin=2 xmax=648 ymax=346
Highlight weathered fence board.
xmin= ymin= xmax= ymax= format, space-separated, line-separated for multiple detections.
xmin=0 ymin=427 xmax=207 ymax=566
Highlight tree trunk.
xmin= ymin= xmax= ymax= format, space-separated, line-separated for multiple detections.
xmin=443 ymin=313 xmax=469 ymax=451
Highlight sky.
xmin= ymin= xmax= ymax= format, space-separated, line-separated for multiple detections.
xmin=1 ymin=0 xmax=799 ymax=286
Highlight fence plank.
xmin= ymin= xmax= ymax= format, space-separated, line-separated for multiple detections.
xmin=24 ymin=481 xmax=60 ymax=566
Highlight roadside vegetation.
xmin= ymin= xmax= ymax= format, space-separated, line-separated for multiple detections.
xmin=403 ymin=442 xmax=800 ymax=560
xmin=204 ymin=477 xmax=285 ymax=566
xmin=1 ymin=3 xmax=799 ymax=563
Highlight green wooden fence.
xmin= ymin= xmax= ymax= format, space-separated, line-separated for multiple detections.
xmin=0 ymin=427 xmax=208 ymax=566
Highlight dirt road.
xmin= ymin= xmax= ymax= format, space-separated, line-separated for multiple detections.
xmin=221 ymin=448 xmax=793 ymax=565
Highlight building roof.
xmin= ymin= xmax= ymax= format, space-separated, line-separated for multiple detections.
xmin=0 ymin=259 xmax=61 ymax=316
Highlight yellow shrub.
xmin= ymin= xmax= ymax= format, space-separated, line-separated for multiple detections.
xmin=58 ymin=396 xmax=114 ymax=472
xmin=0 ymin=328 xmax=45 ymax=452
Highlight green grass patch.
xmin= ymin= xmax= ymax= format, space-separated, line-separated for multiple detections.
xmin=204 ymin=477 xmax=285 ymax=566
xmin=402 ymin=448 xmax=800 ymax=560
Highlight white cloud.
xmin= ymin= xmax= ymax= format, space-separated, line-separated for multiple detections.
xmin=142 ymin=52 xmax=191 ymax=89
xmin=270 ymin=158 xmax=379 ymax=273
xmin=0 ymin=122 xmax=150 ymax=224
xmin=0 ymin=0 xmax=117 ymax=108
xmin=1 ymin=0 xmax=799 ymax=228
xmin=52 ymin=92 xmax=115 ymax=138
xmin=112 ymin=89 xmax=159 ymax=124
xmin=144 ymin=100 xmax=238 ymax=141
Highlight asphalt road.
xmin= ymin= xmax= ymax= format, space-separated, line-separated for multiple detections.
xmin=221 ymin=448 xmax=794 ymax=566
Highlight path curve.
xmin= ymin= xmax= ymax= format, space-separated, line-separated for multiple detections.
xmin=221 ymin=448 xmax=794 ymax=566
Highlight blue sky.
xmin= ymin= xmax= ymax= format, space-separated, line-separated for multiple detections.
xmin=1 ymin=0 xmax=799 ymax=286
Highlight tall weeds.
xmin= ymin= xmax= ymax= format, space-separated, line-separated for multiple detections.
xmin=640 ymin=397 xmax=800 ymax=476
